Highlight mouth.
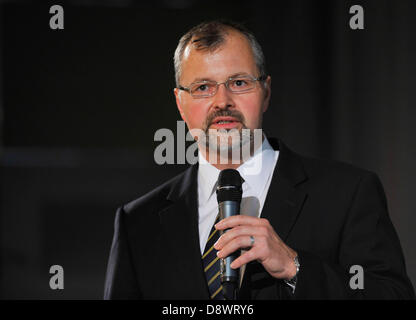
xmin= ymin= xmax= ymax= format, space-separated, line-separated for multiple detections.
xmin=209 ymin=116 xmax=241 ymax=130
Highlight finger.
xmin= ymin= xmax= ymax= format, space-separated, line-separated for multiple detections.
xmin=230 ymin=248 xmax=258 ymax=269
xmin=217 ymin=235 xmax=255 ymax=259
xmin=214 ymin=225 xmax=264 ymax=250
xmin=215 ymin=215 xmax=268 ymax=230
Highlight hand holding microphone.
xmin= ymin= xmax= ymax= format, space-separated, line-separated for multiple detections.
xmin=214 ymin=170 xmax=299 ymax=291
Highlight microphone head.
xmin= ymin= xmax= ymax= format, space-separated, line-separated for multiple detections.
xmin=216 ymin=169 xmax=243 ymax=203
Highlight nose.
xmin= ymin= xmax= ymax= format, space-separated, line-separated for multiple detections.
xmin=212 ymin=82 xmax=234 ymax=110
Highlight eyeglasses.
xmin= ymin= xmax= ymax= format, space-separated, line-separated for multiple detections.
xmin=178 ymin=74 xmax=267 ymax=98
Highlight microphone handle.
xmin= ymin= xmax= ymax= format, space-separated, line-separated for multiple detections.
xmin=219 ymin=200 xmax=240 ymax=299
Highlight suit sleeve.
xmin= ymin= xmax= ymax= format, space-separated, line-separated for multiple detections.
xmin=104 ymin=206 xmax=142 ymax=299
xmin=290 ymin=172 xmax=415 ymax=299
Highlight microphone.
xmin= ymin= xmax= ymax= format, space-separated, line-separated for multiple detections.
xmin=216 ymin=169 xmax=243 ymax=300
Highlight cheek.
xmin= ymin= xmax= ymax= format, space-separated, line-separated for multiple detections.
xmin=237 ymin=95 xmax=265 ymax=126
xmin=183 ymin=101 xmax=209 ymax=129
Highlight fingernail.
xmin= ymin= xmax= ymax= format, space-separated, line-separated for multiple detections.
xmin=215 ymin=221 xmax=223 ymax=229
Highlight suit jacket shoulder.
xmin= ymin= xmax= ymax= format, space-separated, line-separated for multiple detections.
xmin=123 ymin=169 xmax=190 ymax=216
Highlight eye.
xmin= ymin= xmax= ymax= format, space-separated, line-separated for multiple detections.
xmin=231 ymin=78 xmax=249 ymax=87
xmin=196 ymin=84 xmax=208 ymax=91
xmin=191 ymin=82 xmax=214 ymax=94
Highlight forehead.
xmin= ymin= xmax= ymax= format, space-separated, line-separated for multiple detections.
xmin=180 ymin=30 xmax=258 ymax=83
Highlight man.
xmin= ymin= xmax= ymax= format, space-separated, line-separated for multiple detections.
xmin=104 ymin=20 xmax=414 ymax=299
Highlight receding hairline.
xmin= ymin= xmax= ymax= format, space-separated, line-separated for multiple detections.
xmin=188 ymin=25 xmax=234 ymax=50
xmin=182 ymin=28 xmax=254 ymax=63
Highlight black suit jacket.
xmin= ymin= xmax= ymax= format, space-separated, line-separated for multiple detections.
xmin=104 ymin=138 xmax=414 ymax=299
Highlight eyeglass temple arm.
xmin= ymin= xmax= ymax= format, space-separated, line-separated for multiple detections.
xmin=178 ymin=86 xmax=190 ymax=92
xmin=256 ymin=75 xmax=267 ymax=81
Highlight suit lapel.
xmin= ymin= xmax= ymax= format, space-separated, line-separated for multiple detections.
xmin=261 ymin=138 xmax=308 ymax=242
xmin=158 ymin=164 xmax=209 ymax=299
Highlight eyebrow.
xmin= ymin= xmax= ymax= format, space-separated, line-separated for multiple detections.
xmin=191 ymin=72 xmax=250 ymax=83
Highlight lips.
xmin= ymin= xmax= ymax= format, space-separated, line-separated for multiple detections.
xmin=209 ymin=116 xmax=241 ymax=129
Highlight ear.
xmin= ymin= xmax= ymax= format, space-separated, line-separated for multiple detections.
xmin=262 ymin=75 xmax=271 ymax=113
xmin=174 ymin=88 xmax=186 ymax=122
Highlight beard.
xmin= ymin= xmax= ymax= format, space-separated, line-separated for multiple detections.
xmin=198 ymin=109 xmax=255 ymax=163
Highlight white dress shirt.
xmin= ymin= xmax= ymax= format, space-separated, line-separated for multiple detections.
xmin=197 ymin=136 xmax=280 ymax=284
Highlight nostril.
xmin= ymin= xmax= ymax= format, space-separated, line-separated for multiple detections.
xmin=214 ymin=103 xmax=232 ymax=110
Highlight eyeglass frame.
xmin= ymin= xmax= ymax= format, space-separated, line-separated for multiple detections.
xmin=177 ymin=74 xmax=268 ymax=98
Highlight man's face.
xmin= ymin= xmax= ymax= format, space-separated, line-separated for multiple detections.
xmin=174 ymin=30 xmax=271 ymax=151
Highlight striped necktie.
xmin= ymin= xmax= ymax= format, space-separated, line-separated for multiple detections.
xmin=202 ymin=214 xmax=224 ymax=300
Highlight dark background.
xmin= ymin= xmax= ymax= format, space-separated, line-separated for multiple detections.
xmin=0 ymin=0 xmax=415 ymax=299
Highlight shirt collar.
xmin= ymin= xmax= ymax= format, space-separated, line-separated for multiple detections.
xmin=198 ymin=151 xmax=221 ymax=206
xmin=237 ymin=136 xmax=277 ymax=198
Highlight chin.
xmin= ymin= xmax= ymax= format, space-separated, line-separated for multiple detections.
xmin=206 ymin=128 xmax=252 ymax=154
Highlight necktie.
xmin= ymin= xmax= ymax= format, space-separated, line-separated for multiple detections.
xmin=202 ymin=214 xmax=224 ymax=300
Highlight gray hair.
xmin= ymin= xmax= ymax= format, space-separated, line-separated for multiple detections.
xmin=173 ymin=20 xmax=267 ymax=87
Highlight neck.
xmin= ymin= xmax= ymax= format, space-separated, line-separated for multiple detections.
xmin=198 ymin=135 xmax=265 ymax=171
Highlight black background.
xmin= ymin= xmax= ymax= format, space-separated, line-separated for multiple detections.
xmin=1 ymin=0 xmax=415 ymax=299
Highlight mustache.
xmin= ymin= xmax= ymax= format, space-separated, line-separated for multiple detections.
xmin=203 ymin=109 xmax=246 ymax=132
